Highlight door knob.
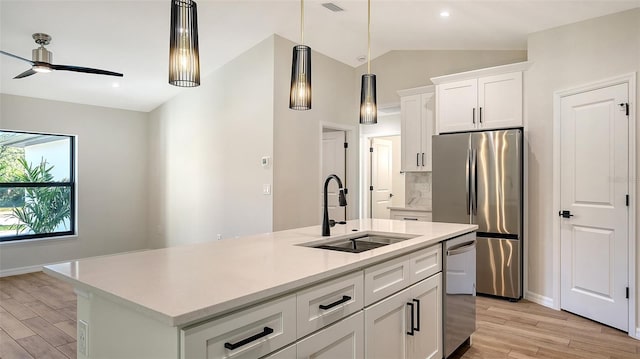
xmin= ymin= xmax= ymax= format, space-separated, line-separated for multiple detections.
xmin=389 ymin=193 xmax=394 ymax=198
xmin=559 ymin=210 xmax=574 ymax=218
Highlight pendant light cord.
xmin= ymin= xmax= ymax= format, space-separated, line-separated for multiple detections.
xmin=301 ymin=0 xmax=304 ymax=45
xmin=367 ymin=0 xmax=371 ymax=74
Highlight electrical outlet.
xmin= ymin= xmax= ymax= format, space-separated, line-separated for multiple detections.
xmin=217 ymin=234 xmax=222 ymax=240
xmin=78 ymin=320 xmax=88 ymax=356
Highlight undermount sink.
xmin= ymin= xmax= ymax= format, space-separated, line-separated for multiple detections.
xmin=304 ymin=233 xmax=418 ymax=253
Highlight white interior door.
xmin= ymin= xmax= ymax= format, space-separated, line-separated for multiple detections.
xmin=371 ymin=138 xmax=393 ymax=219
xmin=560 ymin=82 xmax=629 ymax=331
xmin=322 ymin=130 xmax=346 ymax=222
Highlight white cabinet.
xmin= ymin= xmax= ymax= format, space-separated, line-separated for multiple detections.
xmin=296 ymin=271 xmax=364 ymax=337
xmin=296 ymin=312 xmax=364 ymax=359
xmin=181 ymin=294 xmax=296 ymax=359
xmin=432 ymin=62 xmax=530 ymax=134
xmin=364 ymin=273 xmax=442 ymax=359
xmin=263 ymin=345 xmax=296 ymax=359
xmin=399 ymin=86 xmax=435 ymax=172
xmin=390 ymin=209 xmax=432 ymax=222
xmin=409 ymin=274 xmax=442 ymax=359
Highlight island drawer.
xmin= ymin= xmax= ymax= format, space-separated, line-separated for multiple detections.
xmin=181 ymin=294 xmax=296 ymax=359
xmin=296 ymin=270 xmax=364 ymax=338
xmin=409 ymin=244 xmax=441 ymax=283
xmin=364 ymin=243 xmax=441 ymax=306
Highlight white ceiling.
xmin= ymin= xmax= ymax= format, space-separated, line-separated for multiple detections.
xmin=0 ymin=0 xmax=638 ymax=112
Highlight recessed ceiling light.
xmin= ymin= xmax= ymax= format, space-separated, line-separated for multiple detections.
xmin=440 ymin=11 xmax=450 ymax=18
xmin=112 ymin=82 xmax=120 ymax=88
xmin=357 ymin=55 xmax=367 ymax=62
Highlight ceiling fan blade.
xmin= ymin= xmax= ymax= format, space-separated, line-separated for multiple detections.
xmin=0 ymin=50 xmax=35 ymax=65
xmin=13 ymin=69 xmax=37 ymax=79
xmin=50 ymin=64 xmax=123 ymax=77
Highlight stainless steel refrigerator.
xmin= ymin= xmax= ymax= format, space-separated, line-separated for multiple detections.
xmin=433 ymin=129 xmax=523 ymax=300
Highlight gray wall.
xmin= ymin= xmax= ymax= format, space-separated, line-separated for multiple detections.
xmin=525 ymin=8 xmax=640 ymax=328
xmin=147 ymin=36 xmax=275 ymax=248
xmin=273 ymin=36 xmax=359 ymax=231
xmin=0 ymin=94 xmax=149 ymax=274
xmin=355 ymin=50 xmax=528 ymax=106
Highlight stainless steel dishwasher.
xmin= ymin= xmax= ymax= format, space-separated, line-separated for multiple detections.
xmin=443 ymin=232 xmax=477 ymax=358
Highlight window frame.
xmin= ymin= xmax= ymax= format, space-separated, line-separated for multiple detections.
xmin=0 ymin=130 xmax=76 ymax=242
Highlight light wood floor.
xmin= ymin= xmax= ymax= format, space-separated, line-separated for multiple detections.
xmin=1 ymin=272 xmax=639 ymax=358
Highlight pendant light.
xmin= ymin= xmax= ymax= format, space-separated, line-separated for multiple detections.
xmin=169 ymin=0 xmax=200 ymax=87
xmin=289 ymin=0 xmax=312 ymax=110
xmin=359 ymin=0 xmax=377 ymax=124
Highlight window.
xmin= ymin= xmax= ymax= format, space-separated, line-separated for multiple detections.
xmin=0 ymin=130 xmax=75 ymax=242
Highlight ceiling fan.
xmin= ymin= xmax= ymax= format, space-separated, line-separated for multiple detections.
xmin=0 ymin=33 xmax=123 ymax=79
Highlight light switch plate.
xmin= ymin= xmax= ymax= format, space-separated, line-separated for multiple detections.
xmin=263 ymin=184 xmax=271 ymax=195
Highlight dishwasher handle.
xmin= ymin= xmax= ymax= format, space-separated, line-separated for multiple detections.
xmin=446 ymin=240 xmax=476 ymax=256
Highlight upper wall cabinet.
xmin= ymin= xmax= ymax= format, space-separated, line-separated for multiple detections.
xmin=398 ymin=85 xmax=435 ymax=172
xmin=431 ymin=62 xmax=531 ymax=134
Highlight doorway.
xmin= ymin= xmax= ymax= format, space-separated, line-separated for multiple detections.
xmin=359 ymin=106 xmax=405 ymax=219
xmin=322 ymin=129 xmax=347 ymax=222
xmin=370 ymin=136 xmax=404 ymax=219
xmin=553 ymin=74 xmax=636 ymax=335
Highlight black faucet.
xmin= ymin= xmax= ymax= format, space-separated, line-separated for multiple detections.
xmin=322 ymin=174 xmax=347 ymax=236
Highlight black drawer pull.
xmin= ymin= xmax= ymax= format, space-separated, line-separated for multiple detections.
xmin=403 ymin=217 xmax=418 ymax=221
xmin=319 ymin=295 xmax=351 ymax=310
xmin=413 ymin=299 xmax=421 ymax=331
xmin=407 ymin=302 xmax=415 ymax=336
xmin=224 ymin=327 xmax=274 ymax=350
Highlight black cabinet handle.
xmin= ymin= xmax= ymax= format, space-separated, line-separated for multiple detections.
xmin=413 ymin=299 xmax=421 ymax=331
xmin=407 ymin=302 xmax=415 ymax=336
xmin=422 ymin=153 xmax=425 ymax=167
xmin=416 ymin=153 xmax=420 ymax=167
xmin=472 ymin=108 xmax=476 ymax=124
xmin=224 ymin=327 xmax=274 ymax=350
xmin=479 ymin=107 xmax=483 ymax=123
xmin=403 ymin=217 xmax=419 ymax=221
xmin=319 ymin=295 xmax=351 ymax=310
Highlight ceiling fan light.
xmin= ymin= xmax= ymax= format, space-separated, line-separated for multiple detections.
xmin=290 ymin=45 xmax=312 ymax=110
xmin=32 ymin=65 xmax=52 ymax=73
xmin=169 ymin=0 xmax=200 ymax=87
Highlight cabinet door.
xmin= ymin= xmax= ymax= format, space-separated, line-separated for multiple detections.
xmin=420 ymin=93 xmax=435 ymax=171
xmin=477 ymin=72 xmax=522 ymax=130
xmin=364 ymin=287 xmax=411 ymax=359
xmin=263 ymin=345 xmax=296 ymax=359
xmin=401 ymin=94 xmax=423 ymax=172
xmin=408 ymin=274 xmax=442 ymax=359
xmin=297 ymin=312 xmax=364 ymax=359
xmin=437 ymin=79 xmax=477 ymax=134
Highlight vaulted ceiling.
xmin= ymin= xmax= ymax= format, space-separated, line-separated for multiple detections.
xmin=1 ymin=0 xmax=637 ymax=112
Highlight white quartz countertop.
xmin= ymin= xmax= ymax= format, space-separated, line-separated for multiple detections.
xmin=44 ymin=219 xmax=476 ymax=327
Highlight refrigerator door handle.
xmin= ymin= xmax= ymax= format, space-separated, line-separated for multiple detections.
xmin=472 ymin=149 xmax=478 ymax=215
xmin=466 ymin=148 xmax=471 ymax=215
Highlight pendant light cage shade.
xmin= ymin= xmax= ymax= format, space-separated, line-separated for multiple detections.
xmin=290 ymin=45 xmax=312 ymax=110
xmin=169 ymin=0 xmax=200 ymax=87
xmin=360 ymin=74 xmax=377 ymax=124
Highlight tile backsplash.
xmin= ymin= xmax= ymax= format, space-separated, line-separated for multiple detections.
xmin=405 ymin=172 xmax=432 ymax=209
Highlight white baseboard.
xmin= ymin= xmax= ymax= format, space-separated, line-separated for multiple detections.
xmin=525 ymin=290 xmax=555 ymax=309
xmin=0 ymin=264 xmax=45 ymax=277
xmin=634 ymin=328 xmax=640 ymax=340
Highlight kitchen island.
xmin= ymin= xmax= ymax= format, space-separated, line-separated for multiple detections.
xmin=45 ymin=219 xmax=476 ymax=359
